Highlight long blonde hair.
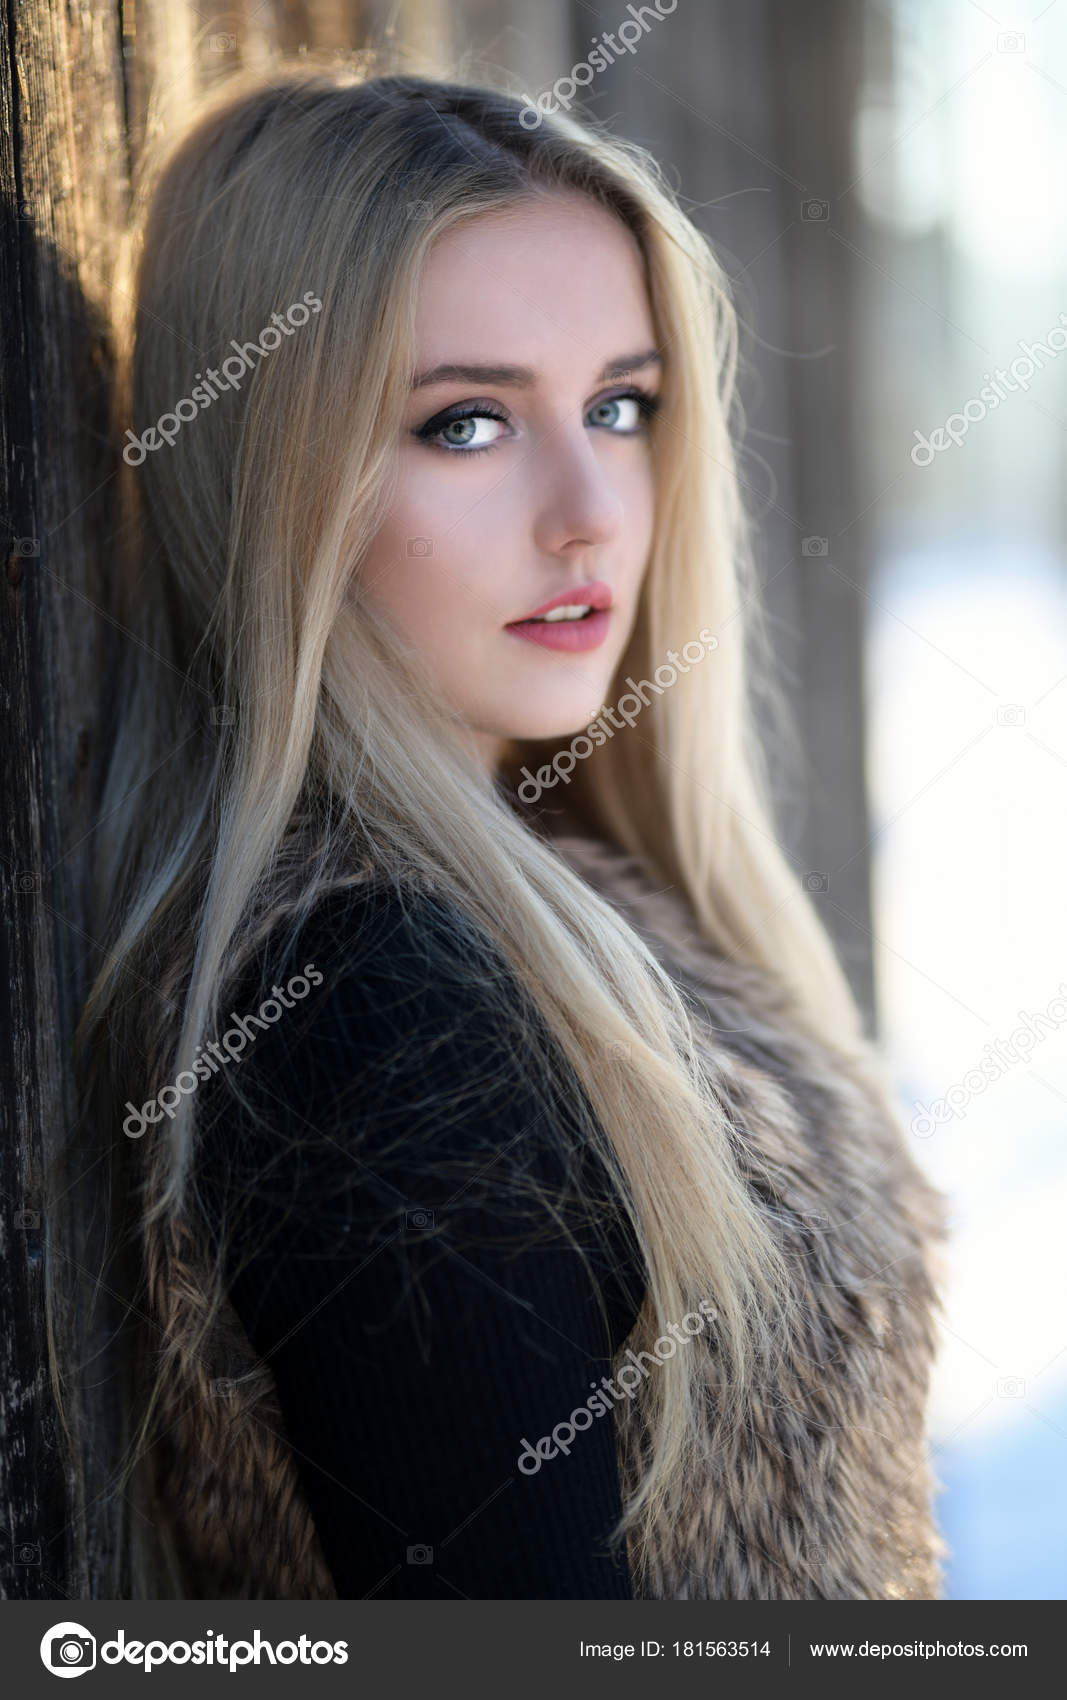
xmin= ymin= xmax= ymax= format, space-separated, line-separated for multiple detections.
xmin=75 ymin=60 xmax=876 ymax=1595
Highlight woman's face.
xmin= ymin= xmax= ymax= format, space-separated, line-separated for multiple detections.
xmin=358 ymin=190 xmax=660 ymax=768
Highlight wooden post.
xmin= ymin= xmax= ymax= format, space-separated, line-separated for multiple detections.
xmin=1 ymin=0 xmax=129 ymax=1599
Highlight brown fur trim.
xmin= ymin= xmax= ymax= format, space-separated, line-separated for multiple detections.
xmin=554 ymin=832 xmax=949 ymax=1599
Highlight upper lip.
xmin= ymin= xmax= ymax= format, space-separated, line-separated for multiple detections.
xmin=508 ymin=579 xmax=614 ymax=623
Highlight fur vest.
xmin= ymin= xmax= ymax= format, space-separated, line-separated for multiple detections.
xmin=149 ymin=832 xmax=949 ymax=1600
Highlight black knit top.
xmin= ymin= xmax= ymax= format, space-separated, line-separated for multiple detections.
xmin=195 ymin=878 xmax=648 ymax=1600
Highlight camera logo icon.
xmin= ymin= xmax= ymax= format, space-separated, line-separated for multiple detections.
xmin=40 ymin=1622 xmax=96 ymax=1677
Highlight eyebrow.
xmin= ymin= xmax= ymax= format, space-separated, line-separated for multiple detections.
xmin=410 ymin=348 xmax=663 ymax=390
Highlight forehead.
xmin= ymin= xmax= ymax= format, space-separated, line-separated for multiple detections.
xmin=413 ymin=193 xmax=655 ymax=374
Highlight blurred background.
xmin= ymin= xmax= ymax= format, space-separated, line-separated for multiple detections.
xmin=7 ymin=0 xmax=1064 ymax=1598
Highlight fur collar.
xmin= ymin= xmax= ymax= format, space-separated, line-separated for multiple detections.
xmin=553 ymin=831 xmax=949 ymax=1599
xmin=152 ymin=831 xmax=948 ymax=1599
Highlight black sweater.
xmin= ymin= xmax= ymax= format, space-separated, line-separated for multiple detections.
xmin=195 ymin=879 xmax=647 ymax=1599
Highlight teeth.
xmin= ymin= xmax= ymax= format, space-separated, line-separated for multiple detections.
xmin=536 ymin=604 xmax=593 ymax=622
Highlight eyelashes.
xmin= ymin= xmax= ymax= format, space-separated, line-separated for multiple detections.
xmin=411 ymin=387 xmax=662 ymax=456
xmin=413 ymin=398 xmax=511 ymax=455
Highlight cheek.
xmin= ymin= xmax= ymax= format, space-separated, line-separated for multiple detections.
xmin=362 ymin=549 xmax=462 ymax=659
xmin=359 ymin=516 xmax=496 ymax=666
xmin=388 ymin=444 xmax=502 ymax=539
xmin=377 ymin=477 xmax=519 ymax=625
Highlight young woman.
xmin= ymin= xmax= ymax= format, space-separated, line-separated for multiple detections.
xmin=76 ymin=63 xmax=949 ymax=1601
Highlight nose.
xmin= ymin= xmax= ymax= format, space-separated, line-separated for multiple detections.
xmin=529 ymin=422 xmax=625 ymax=558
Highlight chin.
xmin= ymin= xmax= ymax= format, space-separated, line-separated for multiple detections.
xmin=503 ymin=688 xmax=610 ymax=741
xmin=504 ymin=708 xmax=602 ymax=743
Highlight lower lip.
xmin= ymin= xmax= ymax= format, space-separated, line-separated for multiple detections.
xmin=504 ymin=610 xmax=611 ymax=651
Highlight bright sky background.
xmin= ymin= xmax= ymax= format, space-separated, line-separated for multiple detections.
xmin=852 ymin=0 xmax=1067 ymax=1600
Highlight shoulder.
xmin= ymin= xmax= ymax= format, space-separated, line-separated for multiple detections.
xmin=194 ymin=874 xmax=598 ymax=1248
xmin=202 ymin=874 xmax=531 ymax=1094
xmin=249 ymin=873 xmax=536 ymax=1037
xmin=193 ymin=872 xmax=647 ymax=1405
xmin=206 ymin=874 xmax=562 ymax=1126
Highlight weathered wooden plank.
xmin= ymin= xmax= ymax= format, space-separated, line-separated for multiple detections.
xmin=2 ymin=0 xmax=129 ymax=1603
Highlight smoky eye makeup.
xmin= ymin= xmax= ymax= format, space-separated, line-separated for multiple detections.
xmin=410 ymin=384 xmax=662 ymax=456
xmin=586 ymin=388 xmax=662 ymax=431
xmin=411 ymin=397 xmax=511 ymax=455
